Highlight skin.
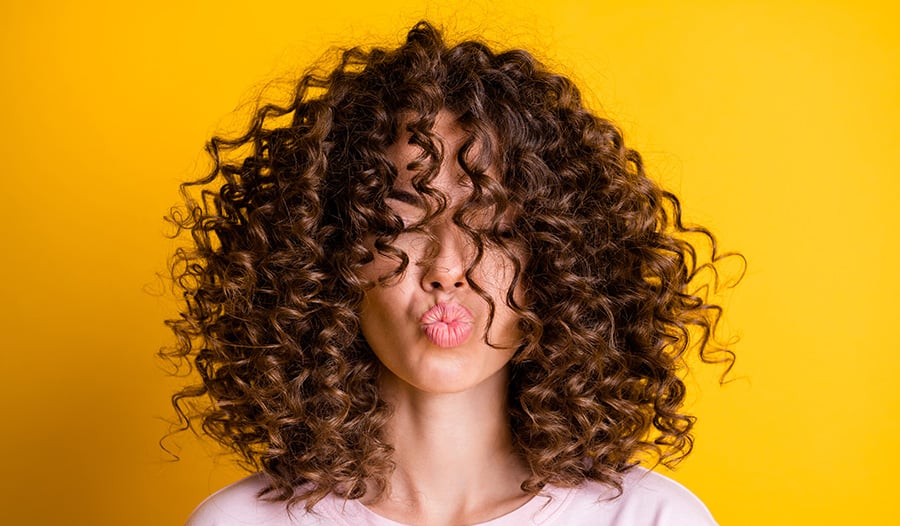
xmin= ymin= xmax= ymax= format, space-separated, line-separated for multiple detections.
xmin=358 ymin=111 xmax=533 ymax=525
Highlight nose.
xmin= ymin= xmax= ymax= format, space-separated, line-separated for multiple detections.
xmin=420 ymin=220 xmax=469 ymax=292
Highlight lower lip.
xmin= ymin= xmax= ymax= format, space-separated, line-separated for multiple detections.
xmin=419 ymin=302 xmax=474 ymax=348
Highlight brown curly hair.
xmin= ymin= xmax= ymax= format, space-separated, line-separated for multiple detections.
xmin=164 ymin=20 xmax=741 ymax=511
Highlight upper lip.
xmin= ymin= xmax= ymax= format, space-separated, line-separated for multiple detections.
xmin=418 ymin=301 xmax=474 ymax=325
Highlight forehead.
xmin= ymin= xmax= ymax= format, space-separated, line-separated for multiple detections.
xmin=387 ymin=111 xmax=466 ymax=159
xmin=386 ymin=110 xmax=499 ymax=188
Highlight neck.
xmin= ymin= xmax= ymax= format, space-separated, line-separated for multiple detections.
xmin=366 ymin=366 xmax=531 ymax=525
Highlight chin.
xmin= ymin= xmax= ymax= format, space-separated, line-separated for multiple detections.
xmin=380 ymin=353 xmax=512 ymax=396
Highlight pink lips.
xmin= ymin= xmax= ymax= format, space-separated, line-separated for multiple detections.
xmin=419 ymin=302 xmax=475 ymax=348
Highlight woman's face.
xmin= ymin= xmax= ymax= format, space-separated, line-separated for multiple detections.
xmin=358 ymin=112 xmax=524 ymax=395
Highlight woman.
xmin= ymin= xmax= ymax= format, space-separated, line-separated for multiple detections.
xmin=167 ymin=21 xmax=739 ymax=525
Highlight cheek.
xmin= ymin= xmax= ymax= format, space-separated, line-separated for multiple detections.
xmin=475 ymin=250 xmax=526 ymax=303
xmin=359 ymin=233 xmax=432 ymax=284
xmin=358 ymin=285 xmax=410 ymax=358
xmin=359 ymin=254 xmax=396 ymax=284
xmin=472 ymin=253 xmax=527 ymax=343
xmin=359 ymin=238 xmax=405 ymax=285
xmin=357 ymin=245 xmax=421 ymax=330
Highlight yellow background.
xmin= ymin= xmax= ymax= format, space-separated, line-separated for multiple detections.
xmin=2 ymin=1 xmax=898 ymax=524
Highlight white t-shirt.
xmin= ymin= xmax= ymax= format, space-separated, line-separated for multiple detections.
xmin=186 ymin=467 xmax=717 ymax=525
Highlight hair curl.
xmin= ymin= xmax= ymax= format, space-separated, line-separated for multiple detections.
xmin=163 ymin=21 xmax=743 ymax=511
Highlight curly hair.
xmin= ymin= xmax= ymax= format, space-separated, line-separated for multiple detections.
xmin=164 ymin=20 xmax=742 ymax=511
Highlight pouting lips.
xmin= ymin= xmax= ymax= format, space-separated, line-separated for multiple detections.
xmin=419 ymin=302 xmax=475 ymax=348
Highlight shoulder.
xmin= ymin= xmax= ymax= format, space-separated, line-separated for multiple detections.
xmin=544 ymin=467 xmax=717 ymax=526
xmin=184 ymin=474 xmax=335 ymax=526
